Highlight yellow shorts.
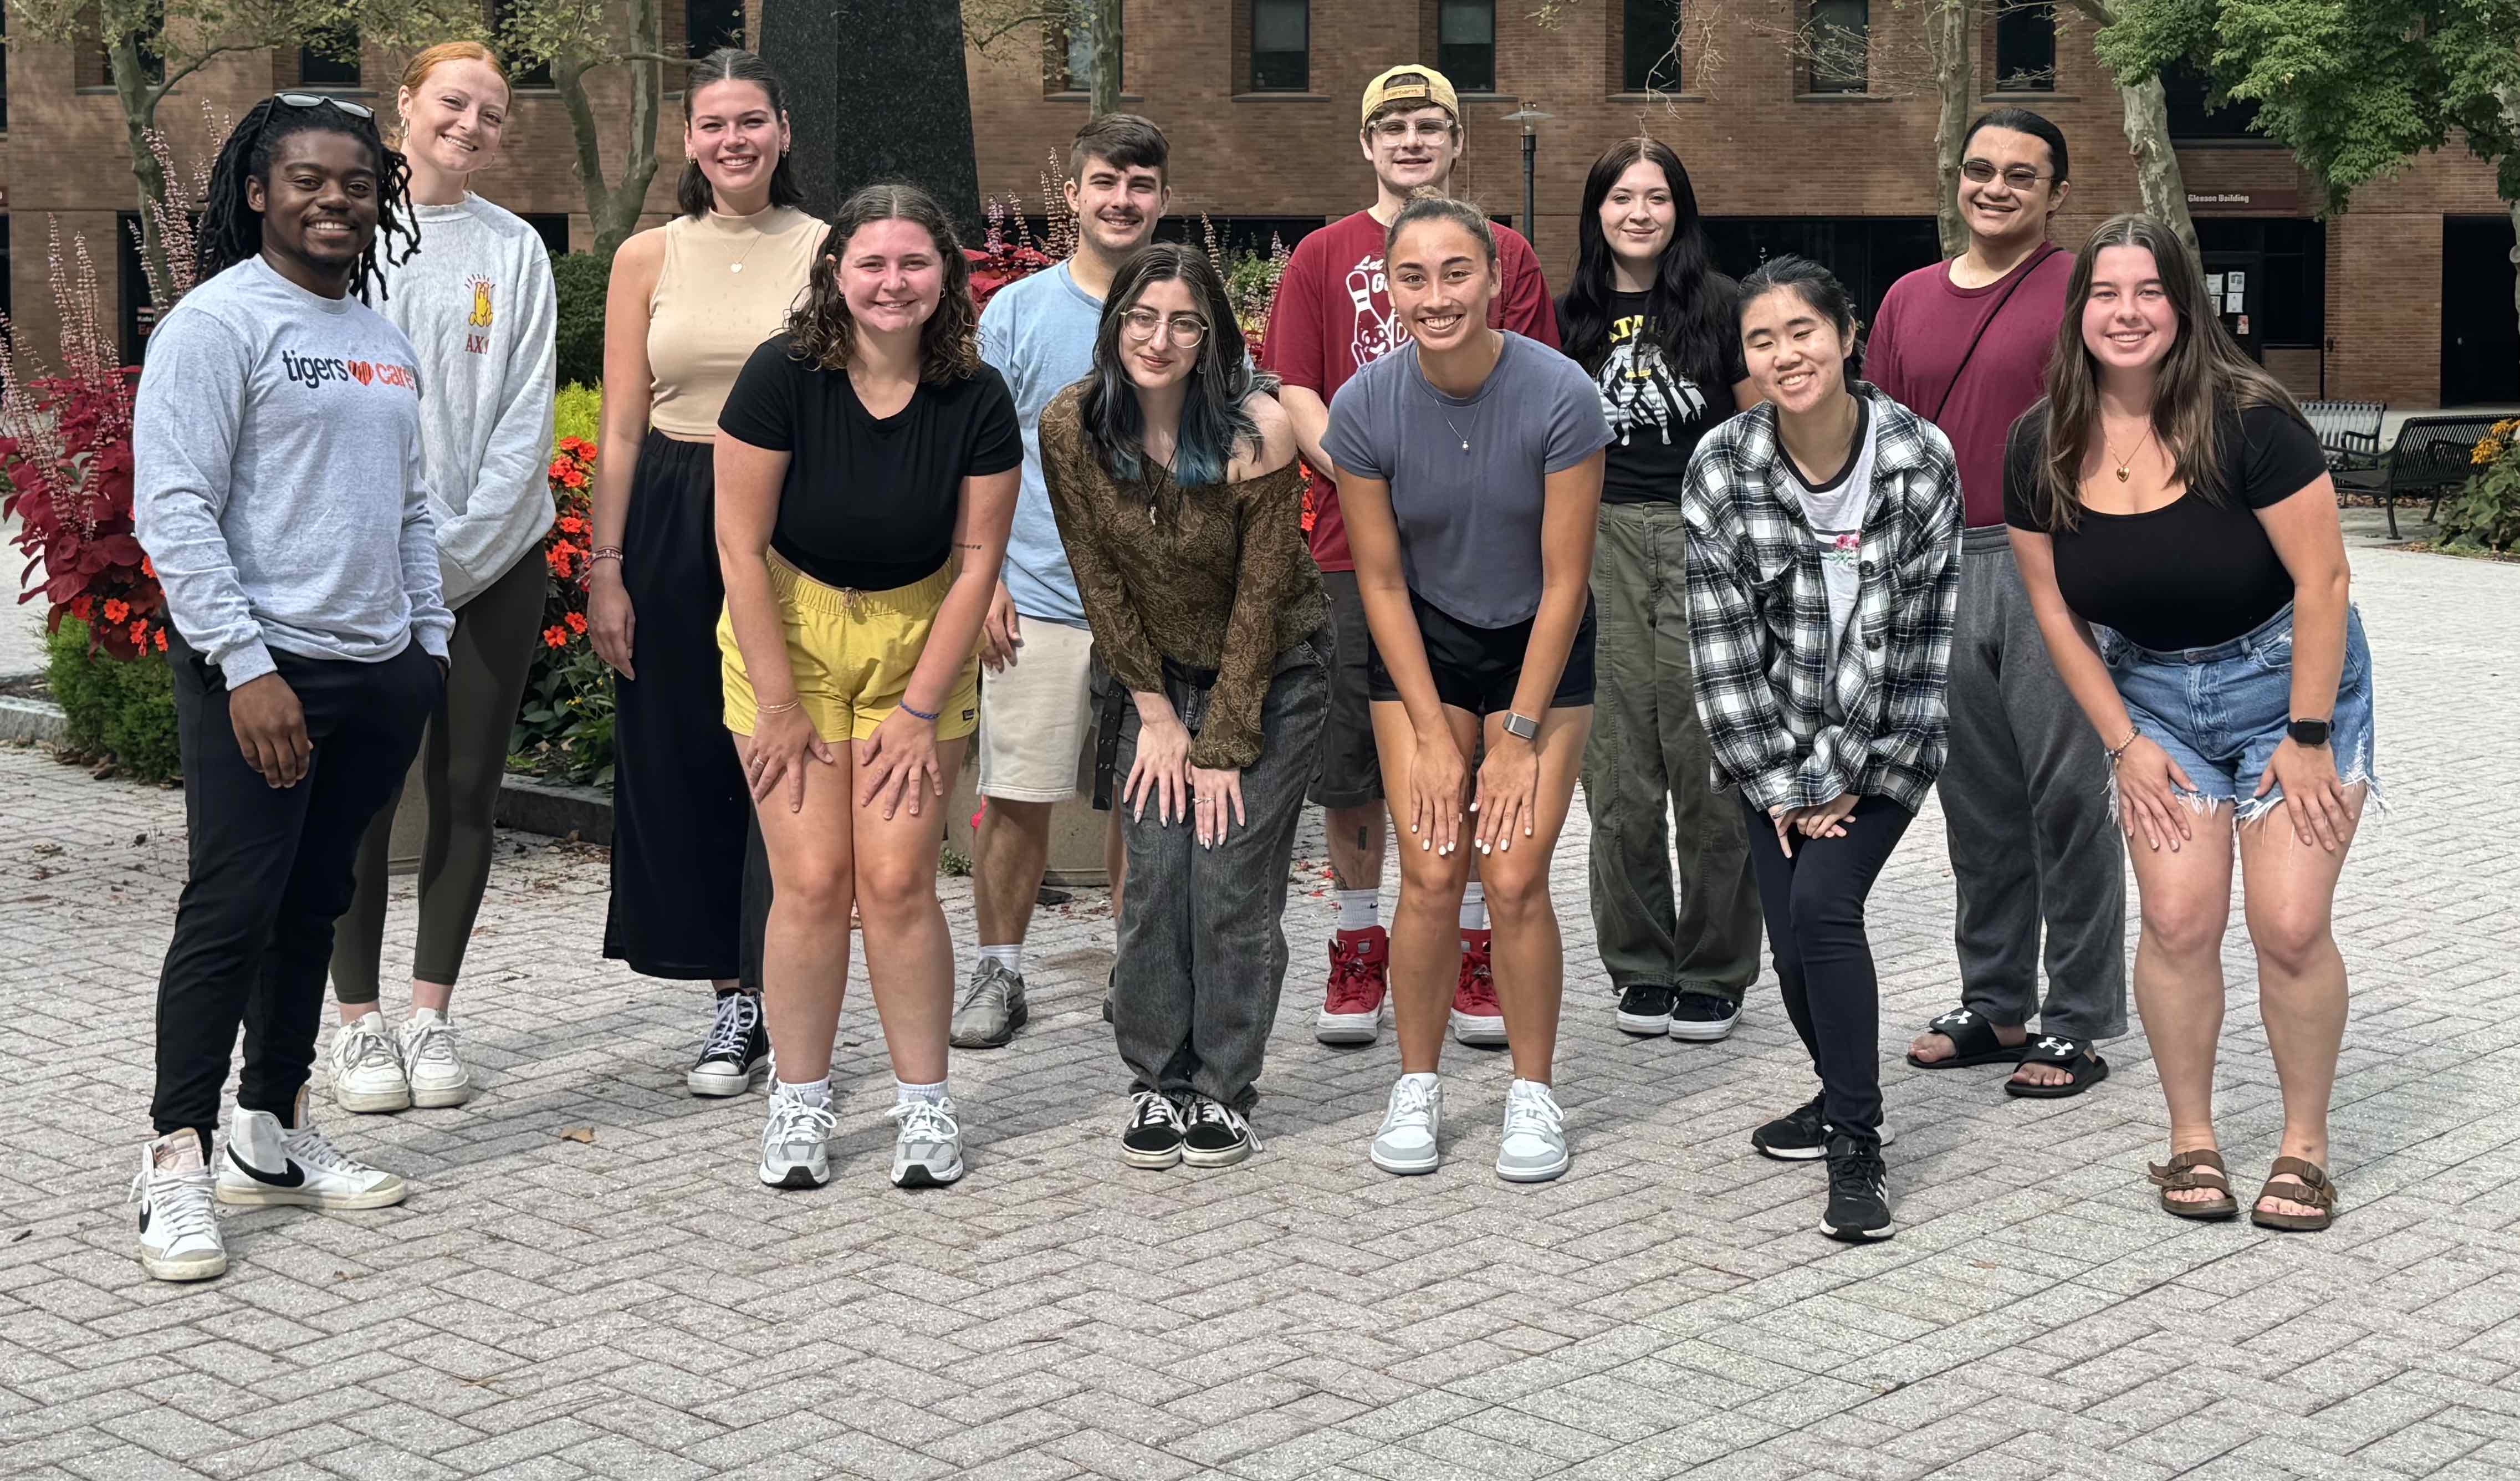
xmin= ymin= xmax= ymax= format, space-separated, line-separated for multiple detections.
xmin=719 ymin=556 xmax=980 ymax=743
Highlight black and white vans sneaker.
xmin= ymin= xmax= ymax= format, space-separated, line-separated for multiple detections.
xmin=688 ymin=992 xmax=769 ymax=1097
xmin=1820 ymin=1131 xmax=1896 ymax=1243
xmin=1752 ymin=1094 xmax=1898 ymax=1162
xmin=1668 ymin=990 xmax=1742 ymax=1042
xmin=1180 ymin=1096 xmax=1258 ymax=1168
xmin=1120 ymin=1090 xmax=1185 ymax=1170
xmin=1615 ymin=985 xmax=1677 ymax=1036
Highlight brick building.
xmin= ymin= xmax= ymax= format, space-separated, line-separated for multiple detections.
xmin=963 ymin=1 xmax=2520 ymax=408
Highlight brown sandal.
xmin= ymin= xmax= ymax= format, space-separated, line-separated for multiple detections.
xmin=2147 ymin=1148 xmax=2239 ymax=1220
xmin=2251 ymin=1156 xmax=2339 ymax=1232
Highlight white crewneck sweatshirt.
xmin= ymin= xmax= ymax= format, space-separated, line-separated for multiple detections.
xmin=377 ymin=194 xmax=558 ymax=610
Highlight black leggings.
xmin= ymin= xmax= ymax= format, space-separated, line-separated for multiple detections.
xmin=1740 ymin=793 xmax=1915 ymax=1137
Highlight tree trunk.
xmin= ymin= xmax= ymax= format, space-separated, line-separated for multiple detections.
xmin=1086 ymin=0 xmax=1121 ymax=118
xmin=108 ymin=38 xmax=173 ymax=310
xmin=1929 ymin=0 xmax=1977 ymax=259
xmin=556 ymin=29 xmax=664 ymax=264
xmin=2115 ymin=71 xmax=2200 ymax=262
xmin=2501 ymin=88 xmax=2520 ymax=384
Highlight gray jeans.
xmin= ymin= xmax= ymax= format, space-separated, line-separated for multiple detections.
xmin=1107 ymin=640 xmax=1330 ymax=1112
xmin=1582 ymin=501 xmax=1762 ymax=1000
xmin=1935 ymin=527 xmax=2127 ymax=1041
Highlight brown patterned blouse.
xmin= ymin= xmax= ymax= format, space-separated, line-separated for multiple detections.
xmin=1039 ymin=384 xmax=1327 ymax=771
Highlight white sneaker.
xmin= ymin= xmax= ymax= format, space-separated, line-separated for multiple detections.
xmin=1496 ymin=1079 xmax=1570 ymax=1183
xmin=131 ymin=1131 xmax=226 ymax=1282
xmin=885 ymin=1096 xmax=964 ymax=1188
xmin=328 ymin=1013 xmax=410 ymax=1114
xmin=1369 ymin=1074 xmax=1443 ymax=1176
xmin=400 ymin=1010 xmax=474 ymax=1109
xmin=758 ymin=1084 xmax=837 ymax=1189
xmin=216 ymin=1091 xmax=408 ymax=1211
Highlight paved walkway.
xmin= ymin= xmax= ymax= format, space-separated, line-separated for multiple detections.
xmin=4 ymin=543 xmax=2517 ymax=1481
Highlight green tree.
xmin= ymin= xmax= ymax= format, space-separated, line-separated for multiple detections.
xmin=965 ymin=0 xmax=1122 ymax=117
xmin=497 ymin=0 xmax=683 ymax=262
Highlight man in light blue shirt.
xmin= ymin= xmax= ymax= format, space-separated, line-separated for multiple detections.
xmin=951 ymin=114 xmax=1172 ymax=1049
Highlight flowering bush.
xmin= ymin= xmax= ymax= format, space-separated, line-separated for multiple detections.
xmin=2438 ymin=417 xmax=2520 ymax=554
xmin=507 ymin=387 xmax=617 ymax=787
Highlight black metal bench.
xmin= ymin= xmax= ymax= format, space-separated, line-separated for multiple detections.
xmin=2365 ymin=415 xmax=2503 ymax=539
xmin=2302 ymin=400 xmax=2385 ymax=472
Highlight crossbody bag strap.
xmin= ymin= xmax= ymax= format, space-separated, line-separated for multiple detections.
xmin=1929 ymin=242 xmax=2058 ymax=425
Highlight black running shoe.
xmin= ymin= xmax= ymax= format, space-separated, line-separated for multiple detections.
xmin=1821 ymin=1131 xmax=1895 ymax=1242
xmin=1615 ymin=984 xmax=1677 ymax=1036
xmin=1120 ymin=1091 xmax=1184 ymax=1170
xmin=1668 ymin=990 xmax=1742 ymax=1042
xmin=1752 ymin=1094 xmax=1829 ymax=1161
xmin=688 ymin=992 xmax=768 ymax=1097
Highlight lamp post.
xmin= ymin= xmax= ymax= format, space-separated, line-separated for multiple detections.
xmin=1501 ymin=103 xmax=1552 ymax=249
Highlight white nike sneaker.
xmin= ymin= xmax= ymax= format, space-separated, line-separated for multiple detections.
xmin=1369 ymin=1074 xmax=1443 ymax=1176
xmin=886 ymin=1097 xmax=964 ymax=1188
xmin=1495 ymin=1078 xmax=1570 ymax=1183
xmin=328 ymin=1012 xmax=410 ymax=1114
xmin=216 ymin=1090 xmax=408 ymax=1211
xmin=758 ymin=1083 xmax=837 ymax=1189
xmin=399 ymin=1010 xmax=474 ymax=1109
xmin=131 ymin=1130 xmax=226 ymax=1282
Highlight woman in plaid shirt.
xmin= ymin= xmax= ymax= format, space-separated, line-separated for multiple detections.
xmin=1681 ymin=256 xmax=1962 ymax=1243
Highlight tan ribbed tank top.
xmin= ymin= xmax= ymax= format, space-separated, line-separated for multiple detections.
xmin=646 ymin=205 xmax=825 ymax=438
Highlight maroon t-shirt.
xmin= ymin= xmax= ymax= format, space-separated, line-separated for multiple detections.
xmin=1866 ymin=247 xmax=2073 ymax=529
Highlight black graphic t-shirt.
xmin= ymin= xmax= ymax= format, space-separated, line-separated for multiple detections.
xmin=1593 ymin=289 xmax=1746 ymax=506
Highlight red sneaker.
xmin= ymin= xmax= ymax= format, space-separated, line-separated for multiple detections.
xmin=1314 ymin=928 xmax=1389 ymax=1045
xmin=1451 ymin=930 xmax=1507 ymax=1046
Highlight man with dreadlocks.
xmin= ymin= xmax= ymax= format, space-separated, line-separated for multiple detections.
xmin=127 ymin=95 xmax=448 ymax=1283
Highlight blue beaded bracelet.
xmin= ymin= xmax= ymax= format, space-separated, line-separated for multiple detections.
xmin=898 ymin=699 xmax=939 ymax=723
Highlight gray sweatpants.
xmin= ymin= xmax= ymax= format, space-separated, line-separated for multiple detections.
xmin=1935 ymin=526 xmax=2127 ymax=1042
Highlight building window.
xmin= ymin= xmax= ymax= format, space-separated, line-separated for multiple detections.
xmin=1806 ymin=0 xmax=1867 ymax=94
xmin=1992 ymin=3 xmax=2053 ymax=91
xmin=1050 ymin=6 xmax=1120 ymax=95
xmin=1622 ymin=0 xmax=1683 ymax=93
xmin=2164 ymin=57 xmax=2258 ymax=140
xmin=1250 ymin=0 xmax=1306 ymax=92
xmin=1704 ymin=216 xmax=1940 ymax=374
xmin=489 ymin=1 xmax=554 ymax=88
xmin=295 ymin=25 xmax=361 ymax=88
xmin=1437 ymin=0 xmax=1495 ymax=93
xmin=686 ymin=0 xmax=743 ymax=57
xmin=523 ymin=213 xmax=571 ymax=254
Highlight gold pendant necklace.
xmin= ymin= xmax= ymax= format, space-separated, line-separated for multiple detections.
xmin=2103 ymin=422 xmax=2154 ymax=483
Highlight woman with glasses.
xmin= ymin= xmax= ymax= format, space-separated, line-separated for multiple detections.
xmin=1040 ymin=243 xmax=1327 ymax=1171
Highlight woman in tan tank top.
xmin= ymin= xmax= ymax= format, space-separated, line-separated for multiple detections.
xmin=584 ymin=48 xmax=821 ymax=1091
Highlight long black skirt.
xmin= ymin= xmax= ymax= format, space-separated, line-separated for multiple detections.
xmin=602 ymin=430 xmax=768 ymax=982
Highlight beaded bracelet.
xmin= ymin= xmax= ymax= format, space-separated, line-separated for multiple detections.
xmin=898 ymin=699 xmax=940 ymax=723
xmin=2105 ymin=728 xmax=2140 ymax=764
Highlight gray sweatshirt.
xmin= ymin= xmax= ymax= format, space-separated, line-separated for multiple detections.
xmin=378 ymin=195 xmax=558 ymax=609
xmin=134 ymin=256 xmax=453 ymax=686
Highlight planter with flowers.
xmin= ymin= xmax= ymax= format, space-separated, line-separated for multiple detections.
xmin=2436 ymin=418 xmax=2520 ymax=555
xmin=505 ymin=384 xmax=617 ymax=787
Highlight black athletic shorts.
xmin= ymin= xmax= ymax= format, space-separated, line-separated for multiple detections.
xmin=1367 ymin=590 xmax=1597 ymax=717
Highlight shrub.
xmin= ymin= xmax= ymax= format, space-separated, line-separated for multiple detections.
xmin=2439 ymin=418 xmax=2520 ymax=554
xmin=554 ymin=381 xmax=602 ymax=447
xmin=47 ymin=616 xmax=181 ymax=780
xmin=507 ymin=406 xmax=616 ymax=786
xmin=552 ymin=251 xmax=611 ymax=389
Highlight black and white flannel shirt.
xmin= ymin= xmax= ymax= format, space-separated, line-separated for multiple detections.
xmin=1680 ymin=384 xmax=1962 ymax=815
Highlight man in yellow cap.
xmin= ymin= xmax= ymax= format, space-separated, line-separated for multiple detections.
xmin=1261 ymin=63 xmax=1561 ymax=1054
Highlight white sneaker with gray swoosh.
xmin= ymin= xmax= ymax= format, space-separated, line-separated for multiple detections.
xmin=215 ymin=1090 xmax=407 ymax=1211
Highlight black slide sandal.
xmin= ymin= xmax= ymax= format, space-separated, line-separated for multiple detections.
xmin=2006 ymin=1036 xmax=2110 ymax=1099
xmin=1904 ymin=1008 xmax=2018 ymax=1070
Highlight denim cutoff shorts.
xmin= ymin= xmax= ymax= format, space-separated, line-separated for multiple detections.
xmin=2097 ymin=601 xmax=2379 ymax=826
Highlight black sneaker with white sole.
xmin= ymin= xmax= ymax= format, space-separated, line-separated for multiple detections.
xmin=1180 ymin=1096 xmax=1258 ymax=1168
xmin=1668 ymin=990 xmax=1742 ymax=1041
xmin=1752 ymin=1094 xmax=1898 ymax=1161
xmin=1120 ymin=1090 xmax=1185 ymax=1170
xmin=1615 ymin=984 xmax=1676 ymax=1036
xmin=688 ymin=992 xmax=769 ymax=1097
xmin=1820 ymin=1131 xmax=1895 ymax=1242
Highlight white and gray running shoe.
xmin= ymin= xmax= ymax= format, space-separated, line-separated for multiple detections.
xmin=948 ymin=960 xmax=1028 ymax=1049
xmin=131 ymin=1131 xmax=226 ymax=1283
xmin=400 ymin=1010 xmax=473 ymax=1109
xmin=328 ymin=1013 xmax=410 ymax=1114
xmin=758 ymin=1084 xmax=838 ymax=1189
xmin=1495 ymin=1079 xmax=1570 ymax=1183
xmin=886 ymin=1097 xmax=964 ymax=1188
xmin=688 ymin=992 xmax=769 ymax=1097
xmin=216 ymin=1092 xmax=407 ymax=1211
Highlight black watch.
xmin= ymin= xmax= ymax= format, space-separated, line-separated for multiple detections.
xmin=2287 ymin=718 xmax=2331 ymax=748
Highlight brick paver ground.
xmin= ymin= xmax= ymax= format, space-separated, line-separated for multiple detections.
xmin=5 ymin=542 xmax=2517 ymax=1480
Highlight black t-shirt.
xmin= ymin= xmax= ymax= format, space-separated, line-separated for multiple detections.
xmin=2002 ymin=401 xmax=2330 ymax=652
xmin=1589 ymin=289 xmax=1746 ymax=505
xmin=717 ymin=335 xmax=1022 ymax=591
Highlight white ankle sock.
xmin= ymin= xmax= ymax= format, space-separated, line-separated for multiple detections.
xmin=978 ymin=944 xmax=1021 ymax=974
xmin=1459 ymin=883 xmax=1487 ymax=932
xmin=1336 ymin=889 xmax=1379 ymax=932
xmin=410 ymin=1008 xmax=447 ymax=1028
xmin=778 ymin=1077 xmax=831 ymax=1107
xmin=896 ymin=1078 xmax=949 ymax=1106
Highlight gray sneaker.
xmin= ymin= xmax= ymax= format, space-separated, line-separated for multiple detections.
xmin=949 ymin=959 xmax=1029 ymax=1049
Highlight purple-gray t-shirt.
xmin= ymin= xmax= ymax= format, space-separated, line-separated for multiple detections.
xmin=1322 ymin=331 xmax=1612 ymax=627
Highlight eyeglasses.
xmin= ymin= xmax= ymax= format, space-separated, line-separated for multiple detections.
xmin=1961 ymin=160 xmax=2052 ymax=191
xmin=274 ymin=93 xmax=375 ymax=120
xmin=1121 ymin=308 xmax=1209 ymax=348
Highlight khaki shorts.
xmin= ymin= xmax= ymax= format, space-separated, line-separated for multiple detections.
xmin=976 ymin=616 xmax=1097 ymax=803
xmin=719 ymin=555 xmax=979 ymax=743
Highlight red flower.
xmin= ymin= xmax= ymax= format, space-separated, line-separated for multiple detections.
xmin=543 ymin=626 xmax=569 ymax=649
xmin=70 ymin=596 xmax=96 ymax=621
xmin=565 ymin=611 xmax=588 ymax=635
xmin=103 ymin=599 xmax=131 ymax=623
xmin=128 ymin=618 xmax=149 ymax=645
xmin=141 ymin=555 xmax=156 ymax=579
xmin=557 ymin=515 xmax=588 ymax=535
xmin=154 ymin=629 xmax=167 ymax=652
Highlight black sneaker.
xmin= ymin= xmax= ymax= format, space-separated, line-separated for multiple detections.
xmin=1821 ymin=1131 xmax=1895 ymax=1242
xmin=1668 ymin=990 xmax=1742 ymax=1042
xmin=1615 ymin=984 xmax=1677 ymax=1036
xmin=1180 ymin=1096 xmax=1259 ymax=1168
xmin=1754 ymin=1094 xmax=1898 ymax=1161
xmin=687 ymin=992 xmax=769 ymax=1097
xmin=1120 ymin=1090 xmax=1184 ymax=1170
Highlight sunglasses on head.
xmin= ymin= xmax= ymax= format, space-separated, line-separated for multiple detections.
xmin=274 ymin=93 xmax=375 ymax=120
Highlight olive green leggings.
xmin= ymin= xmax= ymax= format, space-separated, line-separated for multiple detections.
xmin=330 ymin=550 xmax=548 ymax=1003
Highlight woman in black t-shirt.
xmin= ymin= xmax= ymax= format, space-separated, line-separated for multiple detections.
xmin=2005 ymin=213 xmax=2374 ymax=1235
xmin=1554 ymin=138 xmax=1763 ymax=1044
xmin=714 ymin=183 xmax=1020 ymax=1194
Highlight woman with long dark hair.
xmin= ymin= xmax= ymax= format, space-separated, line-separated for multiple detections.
xmin=586 ymin=49 xmax=821 ymax=1099
xmin=129 ymin=95 xmax=443 ymax=1281
xmin=714 ymin=184 xmax=1018 ymax=1191
xmin=1684 ymin=255 xmax=1961 ymax=1243
xmin=1557 ymin=137 xmax=1764 ymax=1045
xmin=1039 ymin=243 xmax=1327 ymax=1170
xmin=2006 ymin=213 xmax=2372 ymax=1233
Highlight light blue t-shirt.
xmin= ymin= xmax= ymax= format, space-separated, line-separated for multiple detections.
xmin=978 ymin=263 xmax=1101 ymax=627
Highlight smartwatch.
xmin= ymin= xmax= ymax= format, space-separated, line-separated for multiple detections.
xmin=2287 ymin=718 xmax=2331 ymax=748
xmin=1502 ymin=711 xmax=1540 ymax=743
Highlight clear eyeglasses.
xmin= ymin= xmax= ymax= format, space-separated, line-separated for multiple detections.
xmin=1122 ymin=308 xmax=1209 ymax=349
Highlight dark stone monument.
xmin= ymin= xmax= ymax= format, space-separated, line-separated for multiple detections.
xmin=761 ymin=0 xmax=986 ymax=239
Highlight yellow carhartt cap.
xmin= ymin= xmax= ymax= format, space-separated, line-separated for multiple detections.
xmin=1359 ymin=64 xmax=1460 ymax=128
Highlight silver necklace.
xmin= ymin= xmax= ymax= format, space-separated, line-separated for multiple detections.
xmin=1414 ymin=335 xmax=1499 ymax=453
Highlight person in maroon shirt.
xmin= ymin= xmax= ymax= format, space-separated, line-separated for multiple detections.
xmin=1867 ymin=109 xmax=2125 ymax=1097
xmin=1261 ymin=63 xmax=1560 ymax=1054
